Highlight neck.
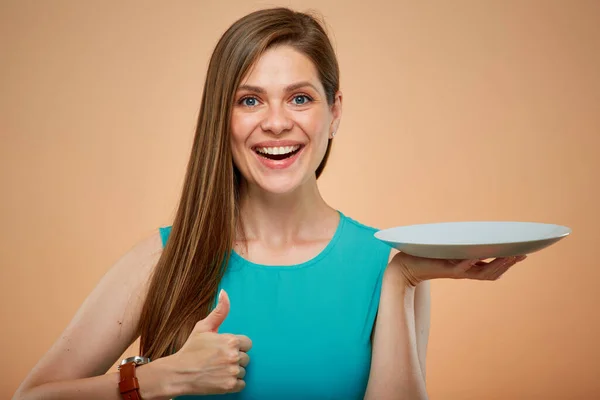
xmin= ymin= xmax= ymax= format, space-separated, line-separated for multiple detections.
xmin=237 ymin=178 xmax=337 ymax=245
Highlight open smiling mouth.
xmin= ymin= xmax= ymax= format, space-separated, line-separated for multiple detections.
xmin=253 ymin=145 xmax=304 ymax=161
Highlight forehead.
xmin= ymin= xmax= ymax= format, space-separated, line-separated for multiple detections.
xmin=240 ymin=45 xmax=321 ymax=89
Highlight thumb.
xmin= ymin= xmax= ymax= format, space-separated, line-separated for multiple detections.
xmin=196 ymin=289 xmax=230 ymax=333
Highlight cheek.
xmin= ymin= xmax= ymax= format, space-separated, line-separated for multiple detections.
xmin=229 ymin=115 xmax=251 ymax=171
xmin=230 ymin=113 xmax=248 ymax=145
xmin=298 ymin=108 xmax=330 ymax=141
xmin=230 ymin=112 xmax=259 ymax=156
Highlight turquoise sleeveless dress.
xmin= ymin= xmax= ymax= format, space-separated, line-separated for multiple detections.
xmin=160 ymin=211 xmax=391 ymax=400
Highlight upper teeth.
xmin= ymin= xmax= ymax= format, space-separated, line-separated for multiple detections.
xmin=256 ymin=145 xmax=300 ymax=155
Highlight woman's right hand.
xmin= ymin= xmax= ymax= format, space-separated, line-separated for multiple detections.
xmin=389 ymin=251 xmax=527 ymax=287
xmin=164 ymin=289 xmax=252 ymax=395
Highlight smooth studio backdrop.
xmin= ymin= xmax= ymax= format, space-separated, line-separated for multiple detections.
xmin=1 ymin=0 xmax=599 ymax=398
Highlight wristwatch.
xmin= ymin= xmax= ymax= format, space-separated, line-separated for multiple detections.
xmin=118 ymin=356 xmax=151 ymax=400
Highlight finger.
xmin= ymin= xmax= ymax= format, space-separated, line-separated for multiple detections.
xmin=490 ymin=262 xmax=513 ymax=280
xmin=473 ymin=257 xmax=515 ymax=280
xmin=236 ymin=335 xmax=253 ymax=352
xmin=452 ymin=259 xmax=480 ymax=277
xmin=470 ymin=257 xmax=508 ymax=279
xmin=492 ymin=255 xmax=527 ymax=279
xmin=195 ymin=289 xmax=231 ymax=333
xmin=487 ymin=258 xmax=515 ymax=280
xmin=237 ymin=366 xmax=246 ymax=379
xmin=231 ymin=379 xmax=246 ymax=393
xmin=238 ymin=351 xmax=250 ymax=367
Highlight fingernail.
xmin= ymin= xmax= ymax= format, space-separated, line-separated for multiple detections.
xmin=218 ymin=289 xmax=224 ymax=301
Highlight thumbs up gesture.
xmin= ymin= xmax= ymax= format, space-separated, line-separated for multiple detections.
xmin=168 ymin=290 xmax=252 ymax=395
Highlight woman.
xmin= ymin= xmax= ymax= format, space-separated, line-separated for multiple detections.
xmin=13 ymin=7 xmax=525 ymax=400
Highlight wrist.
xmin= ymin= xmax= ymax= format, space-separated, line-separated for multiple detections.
xmin=389 ymin=252 xmax=422 ymax=287
xmin=135 ymin=357 xmax=179 ymax=400
xmin=396 ymin=262 xmax=420 ymax=287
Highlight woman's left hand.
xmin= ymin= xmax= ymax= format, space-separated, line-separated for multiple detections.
xmin=390 ymin=251 xmax=528 ymax=286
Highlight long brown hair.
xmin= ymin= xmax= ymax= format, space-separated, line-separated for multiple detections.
xmin=137 ymin=7 xmax=340 ymax=359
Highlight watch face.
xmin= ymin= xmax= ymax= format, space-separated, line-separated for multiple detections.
xmin=120 ymin=356 xmax=151 ymax=366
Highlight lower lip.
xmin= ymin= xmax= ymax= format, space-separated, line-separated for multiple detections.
xmin=254 ymin=147 xmax=304 ymax=170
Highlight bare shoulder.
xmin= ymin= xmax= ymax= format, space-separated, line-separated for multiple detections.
xmin=15 ymin=231 xmax=164 ymax=394
xmin=105 ymin=231 xmax=164 ymax=290
xmin=388 ymin=248 xmax=400 ymax=262
xmin=86 ymin=231 xmax=164 ymax=322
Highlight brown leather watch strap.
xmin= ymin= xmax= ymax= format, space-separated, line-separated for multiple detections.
xmin=119 ymin=362 xmax=142 ymax=400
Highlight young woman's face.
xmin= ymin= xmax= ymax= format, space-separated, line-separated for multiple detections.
xmin=230 ymin=45 xmax=341 ymax=195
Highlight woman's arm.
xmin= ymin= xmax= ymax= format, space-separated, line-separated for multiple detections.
xmin=12 ymin=363 xmax=172 ymax=400
xmin=384 ymin=250 xmax=431 ymax=380
xmin=415 ymin=280 xmax=431 ymax=381
xmin=365 ymin=248 xmax=525 ymax=399
xmin=12 ymin=233 xmax=175 ymax=400
xmin=364 ymin=253 xmax=429 ymax=400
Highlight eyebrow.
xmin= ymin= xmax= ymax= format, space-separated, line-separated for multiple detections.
xmin=236 ymin=81 xmax=320 ymax=94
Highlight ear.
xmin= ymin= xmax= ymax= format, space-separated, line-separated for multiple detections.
xmin=329 ymin=91 xmax=343 ymax=139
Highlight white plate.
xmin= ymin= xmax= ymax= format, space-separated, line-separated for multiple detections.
xmin=374 ymin=221 xmax=571 ymax=259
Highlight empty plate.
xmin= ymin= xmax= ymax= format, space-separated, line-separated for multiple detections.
xmin=374 ymin=221 xmax=571 ymax=259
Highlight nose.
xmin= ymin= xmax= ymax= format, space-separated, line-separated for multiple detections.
xmin=260 ymin=104 xmax=293 ymax=135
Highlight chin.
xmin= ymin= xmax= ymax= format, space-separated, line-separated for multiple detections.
xmin=255 ymin=174 xmax=306 ymax=195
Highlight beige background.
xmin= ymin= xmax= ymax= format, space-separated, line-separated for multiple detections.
xmin=1 ymin=0 xmax=599 ymax=398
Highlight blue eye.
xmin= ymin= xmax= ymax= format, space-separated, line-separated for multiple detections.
xmin=292 ymin=95 xmax=311 ymax=105
xmin=240 ymin=97 xmax=258 ymax=107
